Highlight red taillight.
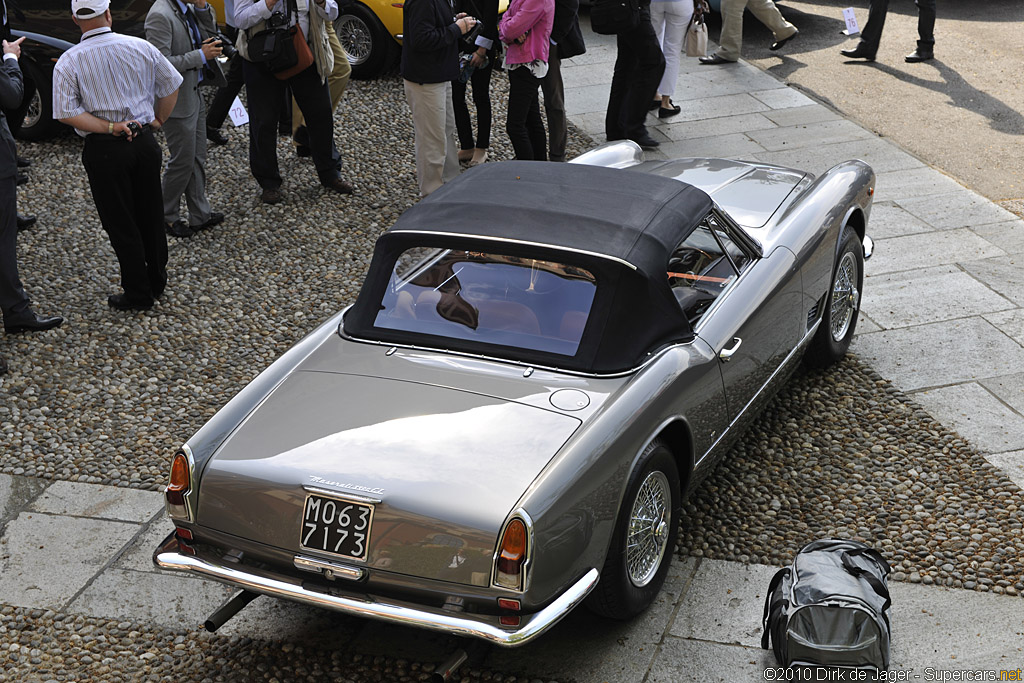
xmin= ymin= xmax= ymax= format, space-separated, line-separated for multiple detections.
xmin=497 ymin=519 xmax=527 ymax=574
xmin=175 ymin=526 xmax=193 ymax=541
xmin=166 ymin=452 xmax=190 ymax=506
xmin=497 ymin=598 xmax=520 ymax=611
xmin=499 ymin=615 xmax=521 ymax=627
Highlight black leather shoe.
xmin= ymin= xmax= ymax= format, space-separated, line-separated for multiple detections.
xmin=165 ymin=220 xmax=194 ymax=238
xmin=770 ymin=29 xmax=798 ymax=51
xmin=193 ymin=211 xmax=224 ymax=231
xmin=4 ymin=310 xmax=64 ymax=334
xmin=629 ymin=134 xmax=660 ymax=149
xmin=699 ymin=53 xmax=735 ymax=65
xmin=648 ymin=100 xmax=661 ymax=111
xmin=16 ymin=173 xmax=27 ymax=186
xmin=16 ymin=214 xmax=36 ymax=231
xmin=0 ymin=354 xmax=7 ymax=375
xmin=16 ymin=157 xmax=30 ymax=168
xmin=261 ymin=187 xmax=283 ymax=205
xmin=323 ymin=178 xmax=355 ymax=195
xmin=905 ymin=49 xmax=933 ymax=63
xmin=840 ymin=44 xmax=876 ymax=61
xmin=108 ymin=294 xmax=153 ymax=311
xmin=658 ymin=101 xmax=681 ymax=118
xmin=206 ymin=127 xmax=229 ymax=146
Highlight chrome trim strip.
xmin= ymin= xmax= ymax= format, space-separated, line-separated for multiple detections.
xmin=294 ymin=555 xmax=366 ymax=581
xmin=386 ymin=230 xmax=639 ymax=271
xmin=155 ymin=549 xmax=598 ymax=647
xmin=301 ymin=486 xmax=382 ymax=505
xmin=696 ymin=321 xmax=818 ymax=468
xmin=490 ymin=509 xmax=535 ymax=593
xmin=166 ymin=444 xmax=197 ymax=523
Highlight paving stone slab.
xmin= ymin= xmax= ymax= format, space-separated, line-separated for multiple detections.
xmin=670 ymin=559 xmax=777 ymax=647
xmin=115 ymin=519 xmax=177 ymax=573
xmin=753 ymin=136 xmax=925 ymax=176
xmin=866 ymin=229 xmax=1005 ymax=276
xmin=30 ymin=480 xmax=163 ymax=523
xmin=897 ymin=190 xmax=1020 ymax=231
xmin=647 ymin=639 xmax=770 ymax=682
xmin=749 ymin=87 xmax=816 ymax=110
xmin=972 ymin=219 xmax=1024 ymax=255
xmin=761 ymin=104 xmax=842 ymax=128
xmin=67 ymin=568 xmax=234 ymax=629
xmin=564 ymin=83 xmax=616 ymax=116
xmin=0 ymin=474 xmax=47 ymax=527
xmin=0 ymin=512 xmax=139 ymax=610
xmin=871 ymin=166 xmax=968 ymax=204
xmin=660 ymin=112 xmax=778 ymax=143
xmin=852 ymin=317 xmax=1024 ymax=392
xmin=854 ymin=314 xmax=882 ymax=335
xmin=209 ymin=591 xmax=365 ymax=647
xmin=914 ymin=382 xmax=1024 ymax=454
xmin=746 ymin=118 xmax=875 ymax=152
xmin=985 ymin=308 xmax=1024 ymax=346
xmin=668 ymin=93 xmax=771 ymax=124
xmin=660 ymin=134 xmax=767 ymax=160
xmin=980 ymin=371 xmax=1024 ymax=419
xmin=985 ymin=450 xmax=1024 ymax=491
xmin=486 ymin=558 xmax=697 ymax=683
xmin=671 ymin=73 xmax=783 ymax=101
xmin=558 ymin=62 xmax=616 ymax=88
xmin=861 ymin=265 xmax=1015 ymax=329
xmin=866 ymin=202 xmax=937 ymax=240
xmin=961 ymin=256 xmax=1024 ymax=307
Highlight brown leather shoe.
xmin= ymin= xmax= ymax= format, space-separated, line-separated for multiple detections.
xmin=323 ymin=178 xmax=354 ymax=195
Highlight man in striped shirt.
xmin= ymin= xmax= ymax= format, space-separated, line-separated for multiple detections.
xmin=52 ymin=0 xmax=183 ymax=312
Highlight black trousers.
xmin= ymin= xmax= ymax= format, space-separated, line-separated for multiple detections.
xmin=82 ymin=131 xmax=167 ymax=304
xmin=861 ymin=0 xmax=937 ymax=51
xmin=242 ymin=60 xmax=340 ymax=189
xmin=506 ymin=66 xmax=546 ymax=161
xmin=605 ymin=6 xmax=665 ymax=142
xmin=452 ymin=60 xmax=493 ymax=150
xmin=0 ymin=172 xmax=29 ymax=319
xmin=206 ymin=26 xmax=244 ymax=130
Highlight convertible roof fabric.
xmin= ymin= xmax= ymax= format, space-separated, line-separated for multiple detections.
xmin=345 ymin=161 xmax=714 ymax=374
xmin=386 ymin=161 xmax=714 ymax=277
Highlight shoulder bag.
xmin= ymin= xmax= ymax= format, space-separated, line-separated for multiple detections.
xmin=684 ymin=0 xmax=709 ymax=57
xmin=245 ymin=0 xmax=314 ymax=79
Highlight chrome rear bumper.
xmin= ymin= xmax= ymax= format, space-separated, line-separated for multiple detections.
xmin=154 ymin=537 xmax=599 ymax=647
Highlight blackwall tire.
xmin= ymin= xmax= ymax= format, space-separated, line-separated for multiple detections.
xmin=804 ymin=228 xmax=864 ymax=368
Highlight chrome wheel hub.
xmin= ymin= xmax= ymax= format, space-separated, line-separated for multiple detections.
xmin=829 ymin=251 xmax=859 ymax=342
xmin=24 ymin=89 xmax=42 ymax=130
xmin=626 ymin=471 xmax=671 ymax=588
xmin=335 ymin=15 xmax=372 ymax=65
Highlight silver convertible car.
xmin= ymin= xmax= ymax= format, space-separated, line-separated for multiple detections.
xmin=155 ymin=142 xmax=875 ymax=646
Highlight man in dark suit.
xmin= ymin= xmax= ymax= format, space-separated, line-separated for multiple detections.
xmin=1 ymin=0 xmax=36 ymax=231
xmin=604 ymin=0 xmax=664 ymax=149
xmin=841 ymin=0 xmax=936 ymax=63
xmin=0 ymin=34 xmax=63 ymax=374
xmin=541 ymin=0 xmax=584 ymax=162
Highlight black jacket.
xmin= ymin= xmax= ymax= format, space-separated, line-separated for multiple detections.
xmin=0 ymin=57 xmax=22 ymax=179
xmin=454 ymin=0 xmax=498 ymax=56
xmin=400 ymin=0 xmax=462 ymax=84
xmin=551 ymin=0 xmax=585 ymax=59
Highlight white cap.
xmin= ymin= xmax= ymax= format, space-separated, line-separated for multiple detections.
xmin=71 ymin=0 xmax=110 ymax=19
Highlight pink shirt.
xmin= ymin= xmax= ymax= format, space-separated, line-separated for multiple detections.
xmin=498 ymin=0 xmax=554 ymax=65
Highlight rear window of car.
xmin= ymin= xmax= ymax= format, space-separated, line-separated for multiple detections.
xmin=374 ymin=248 xmax=598 ymax=357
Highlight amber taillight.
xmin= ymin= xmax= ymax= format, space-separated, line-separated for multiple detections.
xmin=495 ymin=518 xmax=528 ymax=590
xmin=166 ymin=452 xmax=190 ymax=508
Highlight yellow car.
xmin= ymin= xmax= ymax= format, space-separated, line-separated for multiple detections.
xmin=335 ymin=0 xmax=404 ymax=79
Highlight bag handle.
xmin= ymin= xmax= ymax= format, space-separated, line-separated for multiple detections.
xmin=844 ymin=546 xmax=891 ymax=575
xmin=761 ymin=567 xmax=788 ymax=650
xmin=840 ymin=552 xmax=892 ymax=631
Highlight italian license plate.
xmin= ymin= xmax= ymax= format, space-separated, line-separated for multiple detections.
xmin=299 ymin=494 xmax=373 ymax=561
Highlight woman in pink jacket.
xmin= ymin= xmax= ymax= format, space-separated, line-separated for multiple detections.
xmin=498 ymin=0 xmax=554 ymax=161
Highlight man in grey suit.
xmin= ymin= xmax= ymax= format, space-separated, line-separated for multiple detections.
xmin=0 ymin=35 xmax=63 ymax=374
xmin=145 ymin=0 xmax=226 ymax=239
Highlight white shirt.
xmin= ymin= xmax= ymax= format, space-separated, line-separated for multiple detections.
xmin=234 ymin=0 xmax=338 ymax=42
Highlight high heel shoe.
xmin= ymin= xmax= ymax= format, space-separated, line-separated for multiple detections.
xmin=458 ymin=149 xmax=474 ymax=162
xmin=469 ymin=148 xmax=488 ymax=166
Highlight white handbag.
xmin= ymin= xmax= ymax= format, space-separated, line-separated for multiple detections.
xmin=684 ymin=16 xmax=709 ymax=57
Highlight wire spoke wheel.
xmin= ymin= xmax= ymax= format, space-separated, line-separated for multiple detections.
xmin=626 ymin=471 xmax=671 ymax=587
xmin=335 ymin=14 xmax=373 ymax=65
xmin=829 ymin=251 xmax=859 ymax=342
xmin=24 ymin=90 xmax=42 ymax=131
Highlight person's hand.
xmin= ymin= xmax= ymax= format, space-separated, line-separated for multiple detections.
xmin=2 ymin=37 xmax=25 ymax=60
xmin=113 ymin=121 xmax=141 ymax=141
xmin=265 ymin=0 xmax=281 ymax=9
xmin=469 ymin=49 xmax=486 ymax=68
xmin=455 ymin=12 xmax=468 ymax=19
xmin=456 ymin=16 xmax=478 ymax=35
xmin=513 ymin=30 xmax=529 ymax=45
xmin=201 ymin=37 xmax=223 ymax=60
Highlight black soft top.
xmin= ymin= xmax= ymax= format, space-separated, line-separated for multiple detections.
xmin=345 ymin=162 xmax=715 ymax=373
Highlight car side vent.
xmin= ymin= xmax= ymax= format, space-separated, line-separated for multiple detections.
xmin=807 ymin=304 xmax=818 ymax=330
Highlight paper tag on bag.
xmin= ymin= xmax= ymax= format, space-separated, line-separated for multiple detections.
xmin=842 ymin=7 xmax=861 ymax=36
xmin=228 ymin=96 xmax=249 ymax=127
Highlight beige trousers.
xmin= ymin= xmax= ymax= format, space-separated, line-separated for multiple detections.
xmin=292 ymin=22 xmax=352 ymax=137
xmin=717 ymin=0 xmax=797 ymax=61
xmin=403 ymin=80 xmax=460 ymax=197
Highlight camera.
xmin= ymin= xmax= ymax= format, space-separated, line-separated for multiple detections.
xmin=266 ymin=10 xmax=290 ymax=29
xmin=214 ymin=31 xmax=238 ymax=59
xmin=123 ymin=121 xmax=142 ymax=137
xmin=464 ymin=19 xmax=483 ymax=45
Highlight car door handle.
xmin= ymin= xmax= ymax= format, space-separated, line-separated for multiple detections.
xmin=719 ymin=337 xmax=742 ymax=362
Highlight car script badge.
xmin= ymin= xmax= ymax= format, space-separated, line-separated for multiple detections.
xmin=307 ymin=475 xmax=385 ymax=496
